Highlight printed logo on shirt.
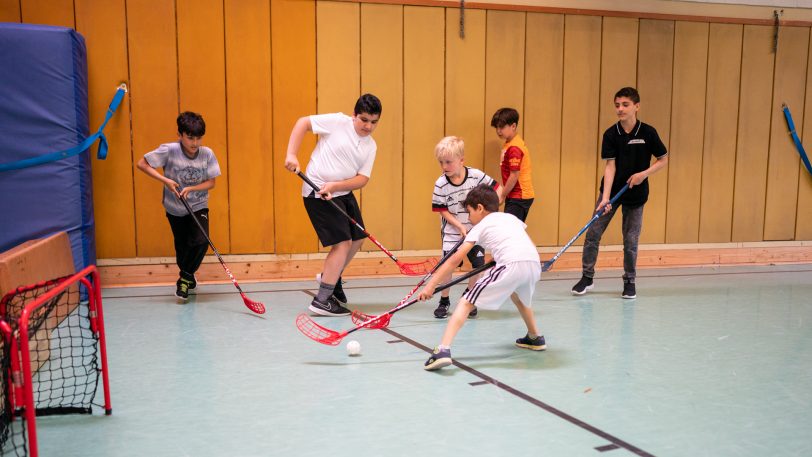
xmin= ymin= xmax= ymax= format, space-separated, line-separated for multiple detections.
xmin=628 ymin=139 xmax=646 ymax=144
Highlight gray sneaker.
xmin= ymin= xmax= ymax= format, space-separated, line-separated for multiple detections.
xmin=308 ymin=296 xmax=351 ymax=316
xmin=424 ymin=347 xmax=452 ymax=371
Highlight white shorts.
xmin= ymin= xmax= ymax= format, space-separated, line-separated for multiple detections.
xmin=462 ymin=261 xmax=540 ymax=310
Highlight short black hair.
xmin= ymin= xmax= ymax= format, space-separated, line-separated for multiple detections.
xmin=354 ymin=93 xmax=382 ymax=116
xmin=614 ymin=87 xmax=640 ymax=104
xmin=463 ymin=184 xmax=499 ymax=212
xmin=490 ymin=107 xmax=519 ymax=129
xmin=177 ymin=112 xmax=206 ymax=137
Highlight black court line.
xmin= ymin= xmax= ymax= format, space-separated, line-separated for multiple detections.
xmin=468 ymin=380 xmax=489 ymax=386
xmin=596 ymin=444 xmax=621 ymax=452
xmin=101 ymin=266 xmax=812 ymax=300
xmin=382 ymin=327 xmax=657 ymax=457
xmin=386 ymin=339 xmax=404 ymax=344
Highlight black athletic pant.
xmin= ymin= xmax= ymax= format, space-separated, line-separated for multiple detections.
xmin=166 ymin=209 xmax=209 ymax=279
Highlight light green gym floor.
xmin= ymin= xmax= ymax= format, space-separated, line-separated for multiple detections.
xmin=33 ymin=264 xmax=812 ymax=457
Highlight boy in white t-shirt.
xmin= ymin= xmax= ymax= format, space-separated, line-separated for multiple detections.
xmin=418 ymin=184 xmax=545 ymax=371
xmin=430 ymin=136 xmax=498 ymax=319
xmin=284 ymin=94 xmax=382 ymax=316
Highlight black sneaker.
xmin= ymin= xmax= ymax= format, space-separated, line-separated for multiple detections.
xmin=434 ymin=297 xmax=450 ymax=319
xmin=308 ymin=296 xmax=351 ymax=316
xmin=188 ymin=275 xmax=197 ymax=291
xmin=622 ymin=279 xmax=636 ymax=299
xmin=467 ymin=306 xmax=478 ymax=319
xmin=515 ymin=334 xmax=546 ymax=351
xmin=571 ymin=276 xmax=594 ymax=295
xmin=175 ymin=278 xmax=192 ymax=301
xmin=424 ymin=347 xmax=452 ymax=371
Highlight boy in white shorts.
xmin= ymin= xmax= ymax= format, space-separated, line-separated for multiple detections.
xmin=418 ymin=184 xmax=545 ymax=371
xmin=430 ymin=136 xmax=499 ymax=319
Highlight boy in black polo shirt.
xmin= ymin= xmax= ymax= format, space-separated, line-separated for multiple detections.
xmin=571 ymin=87 xmax=668 ymax=299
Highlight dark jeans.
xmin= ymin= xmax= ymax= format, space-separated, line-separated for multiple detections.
xmin=166 ymin=209 xmax=209 ymax=278
xmin=581 ymin=202 xmax=643 ymax=281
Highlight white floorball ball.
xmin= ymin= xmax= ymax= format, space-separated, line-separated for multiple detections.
xmin=346 ymin=340 xmax=361 ymax=356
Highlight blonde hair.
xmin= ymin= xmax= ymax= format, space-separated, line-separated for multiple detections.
xmin=434 ymin=136 xmax=465 ymax=161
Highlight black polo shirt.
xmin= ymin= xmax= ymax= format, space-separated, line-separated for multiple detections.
xmin=600 ymin=120 xmax=667 ymax=207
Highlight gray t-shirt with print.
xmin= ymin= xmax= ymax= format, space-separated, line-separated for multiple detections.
xmin=144 ymin=142 xmax=221 ymax=216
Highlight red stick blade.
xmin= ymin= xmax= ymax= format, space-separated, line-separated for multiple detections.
xmin=241 ymin=294 xmax=266 ymax=314
xmin=295 ymin=313 xmax=343 ymax=346
xmin=399 ymin=258 xmax=438 ymax=276
xmin=350 ymin=310 xmax=391 ymax=329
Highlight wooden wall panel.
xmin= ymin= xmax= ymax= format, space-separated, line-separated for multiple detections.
xmin=483 ymin=10 xmax=526 ymax=182
xmin=445 ymin=8 xmax=486 ymax=170
xmin=271 ymin=0 xmax=317 ymax=254
xmin=177 ymin=0 xmax=229 ymax=252
xmin=559 ymin=15 xmax=601 ymax=245
xmin=127 ymin=0 xmax=179 ymax=257
xmin=0 ymin=0 xmax=20 ymax=21
xmin=765 ymin=26 xmax=809 ymax=240
xmin=360 ymin=4 xmax=403 ymax=251
xmin=524 ymin=12 xmax=563 ymax=246
xmin=403 ymin=6 xmax=444 ymax=250
xmin=699 ymin=23 xmax=742 ymax=242
xmin=598 ymin=17 xmax=639 ymax=245
xmin=316 ymin=1 xmax=360 ymax=114
xmin=20 ymin=0 xmax=73 ymax=27
xmin=636 ymin=19 xmax=674 ymax=244
xmin=75 ymin=0 xmax=135 ymax=258
xmin=732 ymin=25 xmax=774 ymax=242
xmin=798 ymin=34 xmax=812 ymax=240
xmin=666 ymin=21 xmax=708 ymax=243
xmin=224 ymin=0 xmax=274 ymax=254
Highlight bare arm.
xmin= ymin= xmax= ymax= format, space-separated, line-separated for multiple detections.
xmin=136 ymin=157 xmax=180 ymax=198
xmin=440 ymin=211 xmax=467 ymax=237
xmin=179 ymin=177 xmax=216 ymax=199
xmin=284 ymin=116 xmax=313 ymax=173
xmin=628 ymin=154 xmax=668 ymax=187
xmin=598 ymin=159 xmax=616 ymax=214
xmin=500 ymin=170 xmax=520 ymax=204
xmin=418 ymin=242 xmax=475 ymax=300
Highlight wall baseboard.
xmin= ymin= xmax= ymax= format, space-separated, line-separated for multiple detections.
xmin=98 ymin=242 xmax=812 ymax=287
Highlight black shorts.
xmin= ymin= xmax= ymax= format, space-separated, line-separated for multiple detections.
xmin=504 ymin=198 xmax=534 ymax=222
xmin=303 ymin=193 xmax=368 ymax=247
xmin=443 ymin=244 xmax=485 ymax=269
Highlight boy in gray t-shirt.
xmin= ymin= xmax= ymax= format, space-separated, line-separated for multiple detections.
xmin=136 ymin=112 xmax=221 ymax=300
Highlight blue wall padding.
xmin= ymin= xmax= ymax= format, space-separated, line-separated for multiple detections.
xmin=0 ymin=23 xmax=95 ymax=273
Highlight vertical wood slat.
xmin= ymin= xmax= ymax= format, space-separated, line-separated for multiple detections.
xmin=666 ymin=21 xmax=708 ymax=243
xmin=524 ymin=12 xmax=564 ymax=246
xmin=732 ymin=25 xmax=774 ymax=242
xmin=127 ymin=0 xmax=179 ymax=257
xmin=445 ymin=8 xmax=486 ymax=170
xmin=764 ymin=26 xmax=809 ymax=240
xmin=403 ymin=6 xmax=444 ymax=250
xmin=317 ymin=1 xmax=360 ymax=115
xmin=271 ymin=0 xmax=317 ymax=254
xmin=598 ymin=17 xmax=639 ymax=246
xmin=360 ymin=4 xmax=403 ymax=252
xmin=636 ymin=19 xmax=674 ymax=244
xmin=20 ymin=0 xmax=73 ymax=27
xmin=699 ymin=23 xmax=742 ymax=243
xmin=559 ymin=14 xmax=602 ymax=246
xmin=176 ymin=0 xmax=230 ymax=252
xmin=798 ymin=31 xmax=812 ymax=240
xmin=483 ymin=10 xmax=526 ymax=182
xmin=224 ymin=0 xmax=274 ymax=254
xmin=74 ymin=0 xmax=136 ymax=258
xmin=0 ymin=0 xmax=21 ymax=21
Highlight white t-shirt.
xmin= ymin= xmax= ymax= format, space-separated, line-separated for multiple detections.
xmin=431 ymin=167 xmax=497 ymax=251
xmin=465 ymin=212 xmax=539 ymax=265
xmin=301 ymin=112 xmax=377 ymax=198
xmin=144 ymin=142 xmax=221 ymax=216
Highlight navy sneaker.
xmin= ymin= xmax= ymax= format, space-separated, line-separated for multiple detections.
xmin=424 ymin=347 xmax=452 ymax=371
xmin=622 ymin=279 xmax=636 ymax=299
xmin=571 ymin=276 xmax=593 ymax=295
xmin=308 ymin=296 xmax=351 ymax=316
xmin=434 ymin=297 xmax=450 ymax=319
xmin=515 ymin=334 xmax=546 ymax=351
xmin=467 ymin=306 xmax=478 ymax=318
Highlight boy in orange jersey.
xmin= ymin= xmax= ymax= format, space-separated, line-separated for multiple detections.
xmin=491 ymin=108 xmax=534 ymax=222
